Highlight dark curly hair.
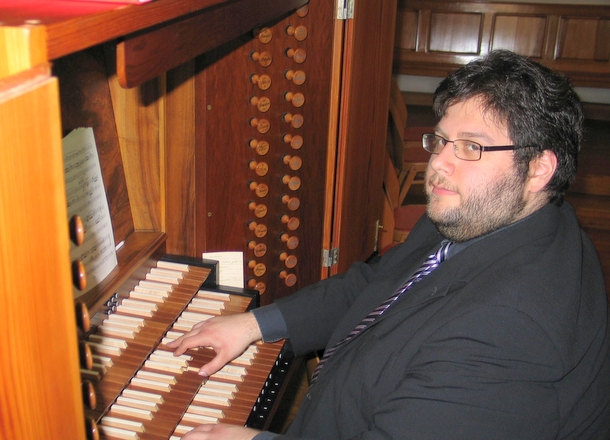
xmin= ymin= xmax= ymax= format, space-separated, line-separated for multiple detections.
xmin=433 ymin=50 xmax=583 ymax=205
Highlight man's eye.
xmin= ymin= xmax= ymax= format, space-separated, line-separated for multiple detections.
xmin=465 ymin=142 xmax=481 ymax=152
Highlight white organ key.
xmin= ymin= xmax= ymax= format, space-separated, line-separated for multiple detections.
xmin=88 ymin=334 xmax=129 ymax=349
xmin=117 ymin=306 xmax=154 ymax=318
xmin=144 ymin=359 xmax=184 ymax=374
xmin=92 ymin=354 xmax=113 ymax=368
xmin=130 ymin=377 xmax=172 ymax=392
xmin=87 ymin=341 xmax=123 ymax=356
xmin=201 ymin=380 xmax=238 ymax=393
xmin=116 ymin=395 xmax=159 ymax=412
xmin=121 ymin=389 xmax=164 ymax=404
xmin=181 ymin=412 xmax=219 ymax=424
xmin=110 ymin=404 xmax=154 ymax=420
xmin=97 ymin=323 xmax=136 ymax=339
xmin=189 ymin=297 xmax=225 ymax=310
xmin=106 ymin=314 xmax=145 ymax=329
xmin=179 ymin=311 xmax=215 ymax=322
xmin=99 ymin=424 xmax=140 ymax=440
xmin=196 ymin=290 xmax=231 ymax=300
xmin=120 ymin=299 xmax=159 ymax=311
xmin=149 ymin=350 xmax=192 ymax=365
xmin=219 ymin=365 xmax=248 ymax=376
xmin=101 ymin=416 xmax=145 ymax=432
xmin=128 ymin=290 xmax=166 ymax=303
xmin=146 ymin=272 xmax=181 ymax=284
xmin=136 ymin=370 xmax=177 ymax=385
xmin=138 ymin=280 xmax=174 ymax=292
xmin=211 ymin=369 xmax=243 ymax=382
xmin=192 ymin=392 xmax=231 ymax=406
xmin=185 ymin=405 xmax=224 ymax=419
xmin=150 ymin=267 xmax=185 ymax=278
xmin=157 ymin=260 xmax=191 ymax=272
xmin=133 ymin=284 xmax=170 ymax=297
xmin=174 ymin=424 xmax=196 ymax=435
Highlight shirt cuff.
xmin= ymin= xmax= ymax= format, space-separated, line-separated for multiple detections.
xmin=251 ymin=303 xmax=289 ymax=343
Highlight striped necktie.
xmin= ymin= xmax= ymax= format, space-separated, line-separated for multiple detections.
xmin=310 ymin=241 xmax=453 ymax=384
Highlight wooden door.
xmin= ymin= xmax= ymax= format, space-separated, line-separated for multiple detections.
xmin=329 ymin=0 xmax=398 ymax=275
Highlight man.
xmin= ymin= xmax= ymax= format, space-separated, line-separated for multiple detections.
xmin=168 ymin=50 xmax=610 ymax=439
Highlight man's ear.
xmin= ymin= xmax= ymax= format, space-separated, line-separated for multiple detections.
xmin=526 ymin=150 xmax=558 ymax=194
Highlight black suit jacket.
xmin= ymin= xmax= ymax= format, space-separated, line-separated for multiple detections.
xmin=273 ymin=202 xmax=610 ymax=439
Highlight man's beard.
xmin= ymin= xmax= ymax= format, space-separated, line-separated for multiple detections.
xmin=426 ymin=170 xmax=528 ymax=242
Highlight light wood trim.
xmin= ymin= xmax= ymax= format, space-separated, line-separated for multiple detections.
xmin=0 ymin=70 xmax=85 ymax=440
xmin=0 ymin=25 xmax=46 ymax=79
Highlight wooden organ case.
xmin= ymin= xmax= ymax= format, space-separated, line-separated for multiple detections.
xmin=0 ymin=0 xmax=397 ymax=439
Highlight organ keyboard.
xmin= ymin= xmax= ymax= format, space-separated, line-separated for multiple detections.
xmin=78 ymin=255 xmax=292 ymax=440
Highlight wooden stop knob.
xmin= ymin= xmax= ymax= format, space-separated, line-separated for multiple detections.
xmin=69 ymin=214 xmax=85 ymax=246
xmin=279 ymin=270 xmax=297 ymax=287
xmin=72 ymin=259 xmax=87 ymax=291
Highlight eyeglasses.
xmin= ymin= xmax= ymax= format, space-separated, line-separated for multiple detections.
xmin=422 ymin=133 xmax=523 ymax=161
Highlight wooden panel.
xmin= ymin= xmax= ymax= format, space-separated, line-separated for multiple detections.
xmin=429 ymin=12 xmax=482 ymax=54
xmin=394 ymin=0 xmax=610 ymax=88
xmin=492 ymin=15 xmax=546 ymax=57
xmin=0 ymin=70 xmax=85 ymax=440
xmin=166 ymin=61 xmax=198 ymax=256
xmin=194 ymin=1 xmax=335 ymax=303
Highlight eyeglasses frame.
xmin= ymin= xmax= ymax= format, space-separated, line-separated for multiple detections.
xmin=421 ymin=133 xmax=524 ymax=161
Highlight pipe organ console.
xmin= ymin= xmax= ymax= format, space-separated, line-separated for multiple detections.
xmin=0 ymin=0 xmax=396 ymax=438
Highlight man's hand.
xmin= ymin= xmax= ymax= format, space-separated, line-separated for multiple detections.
xmin=166 ymin=312 xmax=262 ymax=378
xmin=182 ymin=423 xmax=261 ymax=440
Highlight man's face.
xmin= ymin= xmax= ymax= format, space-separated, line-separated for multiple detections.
xmin=425 ymin=98 xmax=529 ymax=242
